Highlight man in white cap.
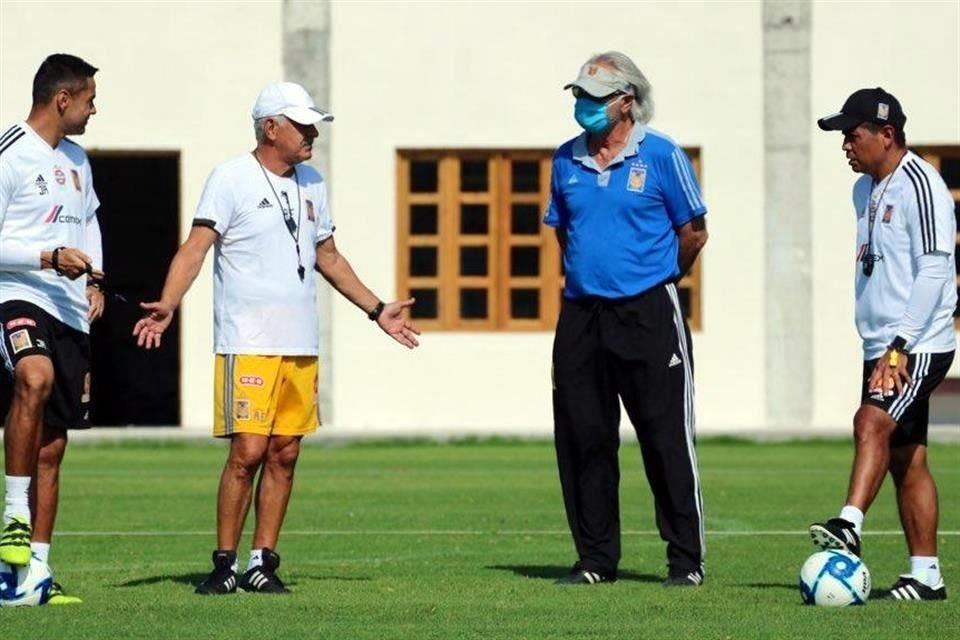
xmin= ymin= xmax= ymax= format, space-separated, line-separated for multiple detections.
xmin=134 ymin=81 xmax=420 ymax=595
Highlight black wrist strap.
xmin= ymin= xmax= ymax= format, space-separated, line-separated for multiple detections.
xmin=368 ymin=301 xmax=385 ymax=321
xmin=52 ymin=246 xmax=65 ymax=276
xmin=890 ymin=336 xmax=908 ymax=352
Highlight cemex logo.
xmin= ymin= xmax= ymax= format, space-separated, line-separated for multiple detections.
xmin=43 ymin=205 xmax=81 ymax=225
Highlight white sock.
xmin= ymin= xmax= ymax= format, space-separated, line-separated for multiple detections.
xmin=910 ymin=556 xmax=941 ymax=587
xmin=247 ymin=548 xmax=263 ymax=571
xmin=3 ymin=475 xmax=31 ymax=524
xmin=839 ymin=505 xmax=864 ymax=534
xmin=31 ymin=542 xmax=50 ymax=564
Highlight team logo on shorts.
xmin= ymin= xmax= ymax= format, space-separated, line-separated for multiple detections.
xmin=626 ymin=164 xmax=647 ymax=193
xmin=54 ymin=167 xmax=66 ymax=185
xmin=882 ymin=205 xmax=894 ymax=224
xmin=81 ymin=372 xmax=91 ymax=404
xmin=305 ymin=199 xmax=315 ymax=222
xmin=235 ymin=399 xmax=251 ymax=421
xmin=9 ymin=329 xmax=33 ymax=354
xmin=239 ymin=375 xmax=264 ymax=387
xmin=71 ymin=169 xmax=82 ymax=192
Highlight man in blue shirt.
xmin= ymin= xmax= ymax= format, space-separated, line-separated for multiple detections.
xmin=545 ymin=51 xmax=708 ymax=587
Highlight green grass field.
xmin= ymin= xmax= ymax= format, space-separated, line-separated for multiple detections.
xmin=1 ymin=438 xmax=958 ymax=638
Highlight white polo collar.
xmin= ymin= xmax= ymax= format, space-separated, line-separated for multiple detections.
xmin=572 ymin=122 xmax=647 ymax=173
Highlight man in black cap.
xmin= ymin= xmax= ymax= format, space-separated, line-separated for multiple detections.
xmin=810 ymin=88 xmax=956 ymax=601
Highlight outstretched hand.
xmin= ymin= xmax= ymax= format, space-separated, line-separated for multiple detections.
xmin=376 ymin=298 xmax=420 ymax=349
xmin=133 ymin=300 xmax=175 ymax=350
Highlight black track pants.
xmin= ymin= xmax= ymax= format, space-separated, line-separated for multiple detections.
xmin=552 ymin=282 xmax=705 ymax=577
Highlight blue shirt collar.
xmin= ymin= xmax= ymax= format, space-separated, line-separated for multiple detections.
xmin=571 ymin=122 xmax=647 ymax=172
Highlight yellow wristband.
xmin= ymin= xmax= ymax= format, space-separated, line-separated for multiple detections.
xmin=888 ymin=350 xmax=899 ymax=367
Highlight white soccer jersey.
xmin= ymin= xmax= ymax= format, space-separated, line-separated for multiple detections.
xmin=0 ymin=122 xmax=101 ymax=334
xmin=852 ymin=151 xmax=957 ymax=358
xmin=194 ymin=153 xmax=334 ymax=355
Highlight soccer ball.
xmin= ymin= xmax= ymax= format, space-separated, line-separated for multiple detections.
xmin=799 ymin=549 xmax=871 ymax=606
xmin=0 ymin=557 xmax=53 ymax=607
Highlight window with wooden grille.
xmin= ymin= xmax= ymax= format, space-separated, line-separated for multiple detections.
xmin=914 ymin=147 xmax=960 ymax=327
xmin=397 ymin=148 xmax=704 ymax=331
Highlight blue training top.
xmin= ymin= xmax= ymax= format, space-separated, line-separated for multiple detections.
xmin=544 ymin=124 xmax=707 ymax=299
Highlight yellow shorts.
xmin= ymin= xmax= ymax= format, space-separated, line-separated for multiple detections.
xmin=213 ymin=354 xmax=320 ymax=438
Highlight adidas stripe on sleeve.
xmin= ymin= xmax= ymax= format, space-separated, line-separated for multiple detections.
xmin=902 ymin=158 xmax=955 ymax=258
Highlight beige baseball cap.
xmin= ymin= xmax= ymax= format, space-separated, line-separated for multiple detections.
xmin=563 ymin=63 xmax=633 ymax=98
xmin=251 ymin=82 xmax=334 ymax=125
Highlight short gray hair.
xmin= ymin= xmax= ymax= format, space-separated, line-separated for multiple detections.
xmin=586 ymin=51 xmax=654 ymax=124
xmin=253 ymin=115 xmax=287 ymax=143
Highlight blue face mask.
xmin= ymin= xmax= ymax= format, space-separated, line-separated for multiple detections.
xmin=574 ymin=95 xmax=623 ymax=134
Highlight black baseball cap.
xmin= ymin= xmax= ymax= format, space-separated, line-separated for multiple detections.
xmin=817 ymin=87 xmax=907 ymax=132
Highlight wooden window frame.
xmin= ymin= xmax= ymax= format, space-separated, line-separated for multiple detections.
xmin=397 ymin=148 xmax=704 ymax=332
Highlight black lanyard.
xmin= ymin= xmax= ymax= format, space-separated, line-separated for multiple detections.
xmin=862 ymin=157 xmax=903 ymax=277
xmin=254 ymin=153 xmax=305 ymax=282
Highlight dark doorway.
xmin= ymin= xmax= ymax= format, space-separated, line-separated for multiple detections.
xmin=87 ymin=152 xmax=181 ymax=426
xmin=0 ymin=153 xmax=181 ymax=426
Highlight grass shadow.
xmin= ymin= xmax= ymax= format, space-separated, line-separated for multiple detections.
xmin=116 ymin=572 xmax=368 ymax=589
xmin=115 ymin=573 xmax=212 ymax=588
xmin=487 ymin=565 xmax=661 ymax=584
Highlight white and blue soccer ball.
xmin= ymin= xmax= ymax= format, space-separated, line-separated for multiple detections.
xmin=799 ymin=549 xmax=871 ymax=607
xmin=0 ymin=557 xmax=53 ymax=607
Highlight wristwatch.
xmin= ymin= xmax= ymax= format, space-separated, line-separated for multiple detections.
xmin=367 ymin=301 xmax=385 ymax=321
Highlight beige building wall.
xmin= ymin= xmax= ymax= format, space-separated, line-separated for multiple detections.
xmin=1 ymin=1 xmax=957 ymax=434
xmin=327 ymin=0 xmax=766 ymax=434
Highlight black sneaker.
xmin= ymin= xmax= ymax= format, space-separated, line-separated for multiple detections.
xmin=886 ymin=575 xmax=947 ymax=601
xmin=809 ymin=517 xmax=861 ymax=557
xmin=195 ymin=550 xmax=238 ymax=595
xmin=239 ymin=548 xmax=290 ymax=594
xmin=554 ymin=566 xmax=616 ymax=585
xmin=663 ymin=569 xmax=704 ymax=588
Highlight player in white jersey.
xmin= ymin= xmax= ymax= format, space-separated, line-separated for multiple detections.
xmin=133 ymin=82 xmax=420 ymax=595
xmin=810 ymin=88 xmax=956 ymax=601
xmin=0 ymin=54 xmax=104 ymax=605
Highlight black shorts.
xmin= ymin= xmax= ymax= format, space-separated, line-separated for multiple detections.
xmin=860 ymin=351 xmax=954 ymax=447
xmin=0 ymin=300 xmax=91 ymax=430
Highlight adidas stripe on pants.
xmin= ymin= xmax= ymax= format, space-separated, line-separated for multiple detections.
xmin=552 ymin=282 xmax=706 ymax=577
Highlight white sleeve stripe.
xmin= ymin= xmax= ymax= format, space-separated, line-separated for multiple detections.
xmin=672 ymin=148 xmax=703 ymax=210
xmin=904 ymin=161 xmax=936 ymax=253
xmin=671 ymin=148 xmax=703 ymax=211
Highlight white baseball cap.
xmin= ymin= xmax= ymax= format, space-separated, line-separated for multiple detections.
xmin=251 ymin=82 xmax=334 ymax=125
